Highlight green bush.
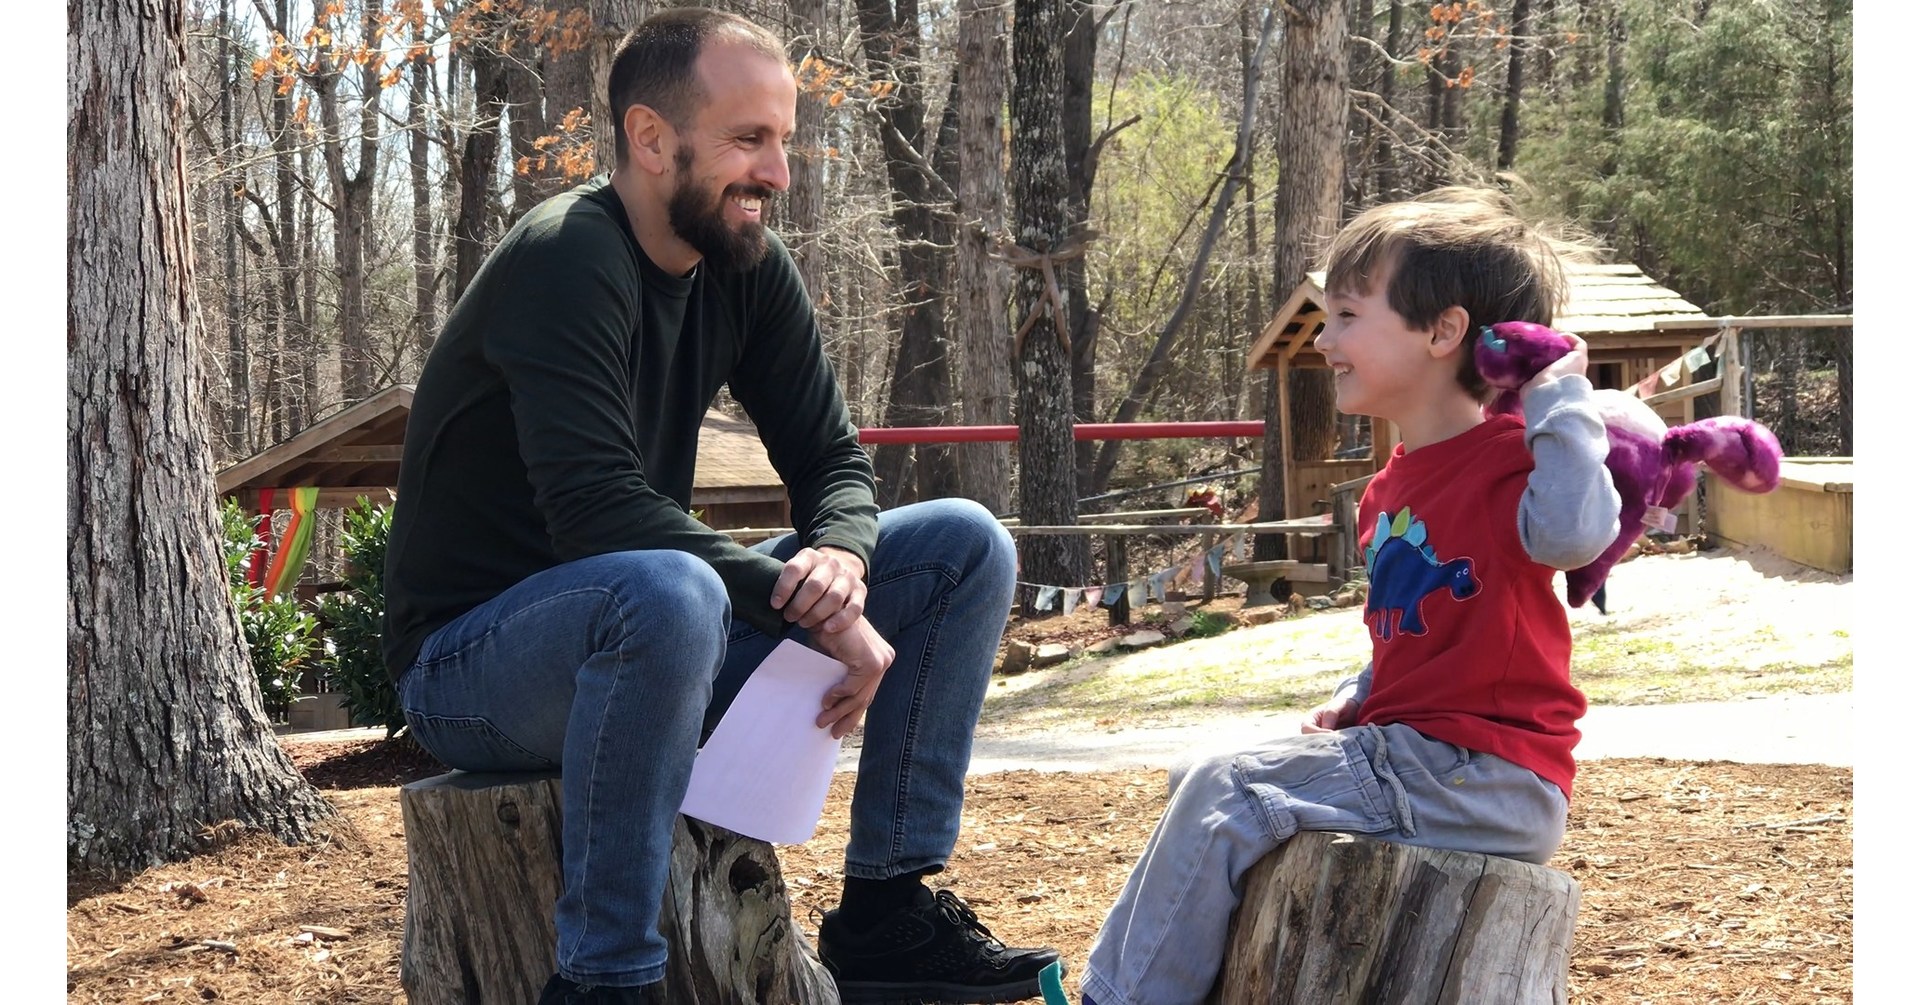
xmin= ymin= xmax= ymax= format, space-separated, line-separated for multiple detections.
xmin=1185 ymin=610 xmax=1233 ymax=639
xmin=219 ymin=500 xmax=321 ymax=722
xmin=320 ymin=498 xmax=405 ymax=737
xmin=242 ymin=592 xmax=320 ymax=719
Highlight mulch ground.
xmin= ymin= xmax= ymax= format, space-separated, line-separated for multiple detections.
xmin=65 ymin=736 xmax=1850 ymax=1003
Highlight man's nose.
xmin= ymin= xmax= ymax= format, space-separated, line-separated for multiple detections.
xmin=757 ymin=142 xmax=791 ymax=192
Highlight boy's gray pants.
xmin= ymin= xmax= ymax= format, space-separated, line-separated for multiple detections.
xmin=1080 ymin=723 xmax=1568 ymax=1005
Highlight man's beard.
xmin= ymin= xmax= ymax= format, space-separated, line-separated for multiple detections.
xmin=667 ymin=151 xmax=772 ymax=274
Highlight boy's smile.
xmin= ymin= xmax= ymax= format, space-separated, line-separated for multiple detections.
xmin=1317 ymin=279 xmax=1435 ymax=420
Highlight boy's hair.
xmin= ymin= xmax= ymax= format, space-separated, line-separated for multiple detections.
xmin=608 ymin=9 xmax=788 ymax=167
xmin=1323 ymin=187 xmax=1594 ymax=400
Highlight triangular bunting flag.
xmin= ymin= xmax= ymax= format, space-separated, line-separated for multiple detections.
xmin=1034 ymin=586 xmax=1060 ymax=613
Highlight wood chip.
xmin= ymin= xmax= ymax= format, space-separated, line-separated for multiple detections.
xmin=299 ymin=925 xmax=352 ymax=940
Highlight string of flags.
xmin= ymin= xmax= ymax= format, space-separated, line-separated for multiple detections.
xmin=1632 ymin=329 xmax=1724 ymax=399
xmin=1018 ymin=541 xmax=1238 ymax=614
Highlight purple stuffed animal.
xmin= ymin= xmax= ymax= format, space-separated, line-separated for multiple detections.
xmin=1475 ymin=321 xmax=1784 ymax=613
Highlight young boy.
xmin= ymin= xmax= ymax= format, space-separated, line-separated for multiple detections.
xmin=1078 ymin=188 xmax=1622 ymax=1005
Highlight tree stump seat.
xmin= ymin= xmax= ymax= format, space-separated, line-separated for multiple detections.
xmin=1211 ymin=831 xmax=1580 ymax=1004
xmin=398 ymin=770 xmax=839 ymax=1005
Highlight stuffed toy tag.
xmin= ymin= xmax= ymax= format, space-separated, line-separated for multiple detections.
xmin=1641 ymin=506 xmax=1678 ymax=533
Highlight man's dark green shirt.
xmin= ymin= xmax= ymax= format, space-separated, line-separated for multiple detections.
xmin=382 ymin=178 xmax=879 ymax=679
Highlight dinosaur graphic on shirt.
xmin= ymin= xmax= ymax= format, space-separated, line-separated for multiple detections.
xmin=1363 ymin=507 xmax=1480 ymax=642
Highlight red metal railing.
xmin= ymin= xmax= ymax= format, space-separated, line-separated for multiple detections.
xmin=856 ymin=421 xmax=1264 ymax=445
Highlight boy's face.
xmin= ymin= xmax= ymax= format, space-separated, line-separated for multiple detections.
xmin=1316 ymin=262 xmax=1444 ymax=419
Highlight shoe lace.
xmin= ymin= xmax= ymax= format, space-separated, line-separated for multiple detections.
xmin=932 ymin=889 xmax=1008 ymax=954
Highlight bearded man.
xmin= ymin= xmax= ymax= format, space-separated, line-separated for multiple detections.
xmin=383 ymin=9 xmax=1057 ymax=1004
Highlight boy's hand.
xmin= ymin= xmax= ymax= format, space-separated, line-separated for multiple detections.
xmin=1521 ymin=333 xmax=1590 ymax=398
xmin=1301 ymin=697 xmax=1359 ymax=734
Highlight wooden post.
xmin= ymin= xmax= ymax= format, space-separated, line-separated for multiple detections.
xmin=1720 ymin=326 xmax=1746 ymax=420
xmin=1107 ymin=534 xmax=1130 ymax=625
xmin=399 ymin=771 xmax=838 ymax=1005
xmin=1210 ymin=832 xmax=1579 ymax=1005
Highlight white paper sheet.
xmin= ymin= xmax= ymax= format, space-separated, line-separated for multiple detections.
xmin=678 ymin=639 xmax=847 ymax=844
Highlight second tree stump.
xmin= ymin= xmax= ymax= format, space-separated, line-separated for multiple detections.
xmin=1210 ymin=831 xmax=1580 ymax=1004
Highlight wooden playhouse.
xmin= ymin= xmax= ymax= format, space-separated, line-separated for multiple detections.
xmin=1246 ymin=262 xmax=1732 ymax=571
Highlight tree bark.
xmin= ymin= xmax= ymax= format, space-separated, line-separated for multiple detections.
xmin=1498 ymin=0 xmax=1534 ymax=172
xmin=1260 ymin=0 xmax=1348 ymax=560
xmin=1011 ymin=0 xmax=1089 ymax=605
xmin=68 ymin=0 xmax=338 ymax=878
xmin=782 ymin=0 xmax=831 ymax=302
xmin=306 ymin=4 xmax=385 ymax=401
xmin=1599 ymin=0 xmax=1626 ymax=179
xmin=455 ymin=37 xmax=512 ymax=301
xmin=1375 ymin=0 xmax=1404 ymax=199
xmin=953 ymin=0 xmax=1014 ymax=515
xmin=1063 ymin=0 xmax=1099 ymax=484
xmin=409 ymin=29 xmax=438 ymax=368
xmin=399 ymin=772 xmax=837 ymax=1005
xmin=1211 ymin=832 xmax=1579 ymax=1004
xmin=856 ymin=0 xmax=960 ymax=508
xmin=219 ymin=0 xmax=249 ymax=457
xmin=506 ymin=48 xmax=561 ymax=224
xmin=1345 ymin=0 xmax=1377 ymax=216
xmin=270 ymin=0 xmax=307 ymax=439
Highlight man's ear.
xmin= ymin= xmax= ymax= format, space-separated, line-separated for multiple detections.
xmin=1426 ymin=305 xmax=1471 ymax=360
xmin=623 ymin=104 xmax=674 ymax=176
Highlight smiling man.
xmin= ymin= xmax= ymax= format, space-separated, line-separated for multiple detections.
xmin=382 ymin=9 xmax=1057 ymax=1005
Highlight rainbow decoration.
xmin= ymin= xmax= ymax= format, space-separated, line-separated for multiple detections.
xmin=262 ymin=486 xmax=320 ymax=598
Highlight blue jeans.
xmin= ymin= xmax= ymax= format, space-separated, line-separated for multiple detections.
xmin=1080 ymin=723 xmax=1568 ymax=1005
xmin=397 ymin=498 xmax=1016 ymax=987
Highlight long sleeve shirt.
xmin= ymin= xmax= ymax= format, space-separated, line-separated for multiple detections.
xmin=382 ymin=178 xmax=877 ymax=678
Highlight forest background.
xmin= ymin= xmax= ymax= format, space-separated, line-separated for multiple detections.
xmin=167 ymin=0 xmax=1851 ymax=585
xmin=41 ymin=0 xmax=1890 ymax=999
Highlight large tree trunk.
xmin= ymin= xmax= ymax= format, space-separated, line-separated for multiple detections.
xmin=856 ymin=0 xmax=960 ymax=508
xmin=1010 ymin=0 xmax=1089 ymax=605
xmin=1497 ymin=0 xmax=1534 ymax=172
xmin=1375 ymin=0 xmax=1404 ymax=199
xmin=952 ymin=0 xmax=1014 ymax=514
xmin=399 ymin=772 xmax=837 ymax=1005
xmin=1259 ymin=0 xmax=1347 ymax=561
xmin=68 ymin=0 xmax=338 ymax=878
xmin=1212 ymin=832 xmax=1579 ymax=1004
xmin=455 ymin=40 xmax=512 ymax=301
xmin=1344 ymin=0 xmax=1377 ymax=217
xmin=309 ymin=6 xmax=385 ymax=401
xmin=782 ymin=0 xmax=831 ymax=302
xmin=506 ymin=51 xmax=560 ymax=224
xmin=409 ymin=30 xmax=438 ymax=369
xmin=218 ymin=0 xmax=249 ymax=457
xmin=1063 ymin=0 xmax=1099 ymax=485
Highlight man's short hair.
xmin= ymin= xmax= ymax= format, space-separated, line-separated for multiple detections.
xmin=1323 ymin=187 xmax=1594 ymax=399
xmin=607 ymin=9 xmax=789 ymax=166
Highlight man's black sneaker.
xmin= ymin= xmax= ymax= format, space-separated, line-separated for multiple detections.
xmin=816 ymin=886 xmax=1062 ymax=1004
xmin=535 ymin=973 xmax=646 ymax=1005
